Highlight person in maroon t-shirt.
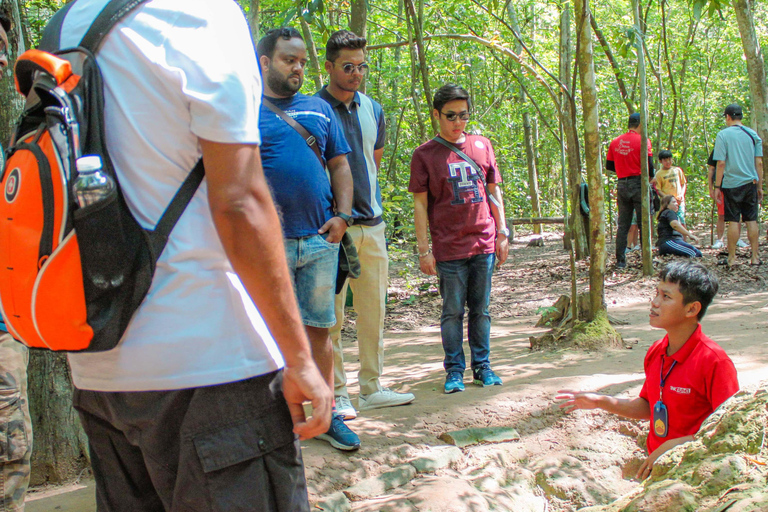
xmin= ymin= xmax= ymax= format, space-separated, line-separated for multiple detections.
xmin=557 ymin=261 xmax=738 ymax=481
xmin=409 ymin=84 xmax=509 ymax=394
xmin=606 ymin=112 xmax=655 ymax=268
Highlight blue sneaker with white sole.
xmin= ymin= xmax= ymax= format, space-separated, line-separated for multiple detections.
xmin=473 ymin=366 xmax=502 ymax=387
xmin=316 ymin=414 xmax=360 ymax=451
xmin=444 ymin=371 xmax=465 ymax=394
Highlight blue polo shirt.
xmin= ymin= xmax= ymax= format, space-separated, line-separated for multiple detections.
xmin=316 ymin=87 xmax=386 ymax=224
xmin=259 ymin=93 xmax=351 ymax=238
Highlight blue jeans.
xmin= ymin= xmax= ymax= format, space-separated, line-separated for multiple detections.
xmin=436 ymin=253 xmax=495 ymax=374
xmin=284 ymin=235 xmax=339 ymax=328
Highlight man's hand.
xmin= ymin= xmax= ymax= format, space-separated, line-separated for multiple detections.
xmin=419 ymin=252 xmax=437 ymax=275
xmin=715 ymin=188 xmax=723 ymax=205
xmin=635 ymin=436 xmax=694 ymax=481
xmin=318 ymin=216 xmax=348 ymax=243
xmin=556 ymin=390 xmax=602 ymax=413
xmin=282 ymin=357 xmax=332 ymax=440
xmin=496 ymin=234 xmax=509 ymax=266
xmin=709 ymin=187 xmax=716 ymax=200
xmin=758 ymin=183 xmax=764 ymax=204
xmin=689 ymin=233 xmax=700 ymax=244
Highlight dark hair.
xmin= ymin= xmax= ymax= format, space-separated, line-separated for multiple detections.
xmin=257 ymin=27 xmax=303 ymax=60
xmin=628 ymin=112 xmax=641 ymax=129
xmin=325 ymin=30 xmax=366 ymax=63
xmin=658 ymin=149 xmax=673 ymax=160
xmin=433 ymin=84 xmax=471 ymax=113
xmin=659 ymin=261 xmax=719 ymax=320
xmin=0 ymin=11 xmax=11 ymax=34
xmin=658 ymin=194 xmax=675 ymax=214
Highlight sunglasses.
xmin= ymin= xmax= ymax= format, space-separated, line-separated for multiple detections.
xmin=0 ymin=40 xmax=8 ymax=60
xmin=440 ymin=111 xmax=470 ymax=122
xmin=340 ymin=62 xmax=369 ymax=75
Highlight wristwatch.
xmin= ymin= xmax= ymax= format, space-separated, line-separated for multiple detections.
xmin=335 ymin=212 xmax=354 ymax=226
xmin=498 ymin=227 xmax=510 ymax=237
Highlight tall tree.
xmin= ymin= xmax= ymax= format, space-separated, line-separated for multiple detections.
xmin=732 ymin=0 xmax=768 ymax=198
xmin=574 ymin=0 xmax=606 ymax=319
xmin=559 ymin=2 xmax=589 ymax=258
xmin=350 ymin=0 xmax=366 ymax=40
xmin=634 ymin=0 xmax=654 ymax=276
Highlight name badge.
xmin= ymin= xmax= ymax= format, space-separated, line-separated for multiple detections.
xmin=653 ymin=400 xmax=669 ymax=438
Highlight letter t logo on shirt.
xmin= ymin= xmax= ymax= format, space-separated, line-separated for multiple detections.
xmin=448 ymin=162 xmax=482 ymax=205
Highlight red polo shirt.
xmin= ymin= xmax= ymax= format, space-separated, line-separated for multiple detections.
xmin=606 ymin=130 xmax=653 ymax=178
xmin=639 ymin=324 xmax=738 ymax=454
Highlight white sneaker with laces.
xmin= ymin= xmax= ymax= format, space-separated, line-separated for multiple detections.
xmin=737 ymin=239 xmax=749 ymax=248
xmin=359 ymin=388 xmax=415 ymax=411
xmin=712 ymin=239 xmax=724 ymax=249
xmin=335 ymin=395 xmax=357 ymax=420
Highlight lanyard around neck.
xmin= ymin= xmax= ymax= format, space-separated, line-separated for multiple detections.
xmin=659 ymin=354 xmax=677 ymax=402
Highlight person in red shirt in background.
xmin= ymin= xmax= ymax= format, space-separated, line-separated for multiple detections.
xmin=409 ymin=84 xmax=509 ymax=394
xmin=557 ymin=261 xmax=739 ymax=481
xmin=606 ymin=112 xmax=655 ymax=269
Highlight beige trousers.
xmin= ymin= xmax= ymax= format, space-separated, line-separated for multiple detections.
xmin=330 ymin=222 xmax=388 ymax=397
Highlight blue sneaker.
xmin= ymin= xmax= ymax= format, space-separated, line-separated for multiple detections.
xmin=444 ymin=372 xmax=465 ymax=394
xmin=473 ymin=366 xmax=502 ymax=387
xmin=316 ymin=414 xmax=360 ymax=451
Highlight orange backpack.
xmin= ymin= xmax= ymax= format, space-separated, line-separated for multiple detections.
xmin=0 ymin=0 xmax=204 ymax=351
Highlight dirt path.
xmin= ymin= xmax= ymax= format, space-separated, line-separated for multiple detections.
xmin=27 ymin=231 xmax=768 ymax=511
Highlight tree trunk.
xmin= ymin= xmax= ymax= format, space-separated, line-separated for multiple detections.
xmin=733 ymin=0 xmax=768 ymax=197
xmin=404 ymin=0 xmax=427 ymax=140
xmin=574 ymin=0 xmax=607 ymax=320
xmin=28 ymin=353 xmax=90 ymax=485
xmin=634 ymin=0 xmax=653 ymax=276
xmin=298 ymin=8 xmax=323 ymax=90
xmin=523 ymin=112 xmax=542 ymax=233
xmin=248 ymin=0 xmax=260 ymax=45
xmin=0 ymin=0 xmax=25 ymax=141
xmin=559 ymin=3 xmax=589 ymax=259
xmin=349 ymin=0 xmax=366 ymax=39
xmin=404 ymin=0 xmax=436 ymax=134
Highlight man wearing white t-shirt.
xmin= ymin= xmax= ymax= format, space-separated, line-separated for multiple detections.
xmin=57 ymin=1 xmax=331 ymax=510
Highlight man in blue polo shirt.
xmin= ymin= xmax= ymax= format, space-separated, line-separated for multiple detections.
xmin=0 ymin=12 xmax=33 ymax=510
xmin=317 ymin=30 xmax=415 ymax=420
xmin=257 ymin=28 xmax=361 ymax=451
xmin=713 ymin=103 xmax=763 ymax=267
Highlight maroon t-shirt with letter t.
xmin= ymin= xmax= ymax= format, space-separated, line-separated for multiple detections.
xmin=409 ymin=134 xmax=502 ymax=262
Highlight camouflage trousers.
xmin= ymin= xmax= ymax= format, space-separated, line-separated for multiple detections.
xmin=0 ymin=333 xmax=31 ymax=512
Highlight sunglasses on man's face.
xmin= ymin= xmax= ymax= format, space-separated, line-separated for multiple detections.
xmin=440 ymin=111 xmax=471 ymax=122
xmin=0 ymin=39 xmax=9 ymax=60
xmin=340 ymin=62 xmax=369 ymax=75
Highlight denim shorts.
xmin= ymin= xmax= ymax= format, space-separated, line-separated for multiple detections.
xmin=284 ymin=234 xmax=339 ymax=328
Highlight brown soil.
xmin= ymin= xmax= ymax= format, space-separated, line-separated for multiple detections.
xmin=26 ymin=227 xmax=768 ymax=511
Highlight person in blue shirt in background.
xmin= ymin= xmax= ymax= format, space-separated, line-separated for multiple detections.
xmin=257 ymin=27 xmax=361 ymax=451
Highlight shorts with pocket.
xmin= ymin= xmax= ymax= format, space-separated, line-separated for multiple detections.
xmin=284 ymin=234 xmax=339 ymax=328
xmin=722 ymin=182 xmax=758 ymax=223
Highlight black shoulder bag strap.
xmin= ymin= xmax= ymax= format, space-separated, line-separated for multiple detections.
xmin=432 ymin=135 xmax=501 ymax=208
xmin=737 ymin=125 xmax=759 ymax=147
xmin=263 ymin=97 xmax=323 ymax=165
xmin=42 ymin=0 xmax=205 ymax=257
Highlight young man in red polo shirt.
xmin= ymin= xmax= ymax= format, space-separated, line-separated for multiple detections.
xmin=557 ymin=261 xmax=738 ymax=480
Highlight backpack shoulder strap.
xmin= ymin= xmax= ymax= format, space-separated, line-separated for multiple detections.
xmin=149 ymin=159 xmax=205 ymax=258
xmin=38 ymin=1 xmax=76 ymax=52
xmin=737 ymin=125 xmax=759 ymax=147
xmin=79 ymin=0 xmax=149 ymax=54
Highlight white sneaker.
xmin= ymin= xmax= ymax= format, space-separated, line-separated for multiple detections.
xmin=737 ymin=239 xmax=749 ymax=248
xmin=359 ymin=388 xmax=415 ymax=411
xmin=712 ymin=239 xmax=724 ymax=249
xmin=335 ymin=395 xmax=357 ymax=420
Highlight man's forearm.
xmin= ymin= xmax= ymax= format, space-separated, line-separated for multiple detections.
xmin=413 ymin=193 xmax=430 ymax=253
xmin=596 ymin=395 xmax=650 ymax=420
xmin=755 ymin=157 xmax=763 ymax=183
xmin=716 ymin=161 xmax=725 ymax=187
xmin=327 ymin=155 xmax=354 ymax=215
